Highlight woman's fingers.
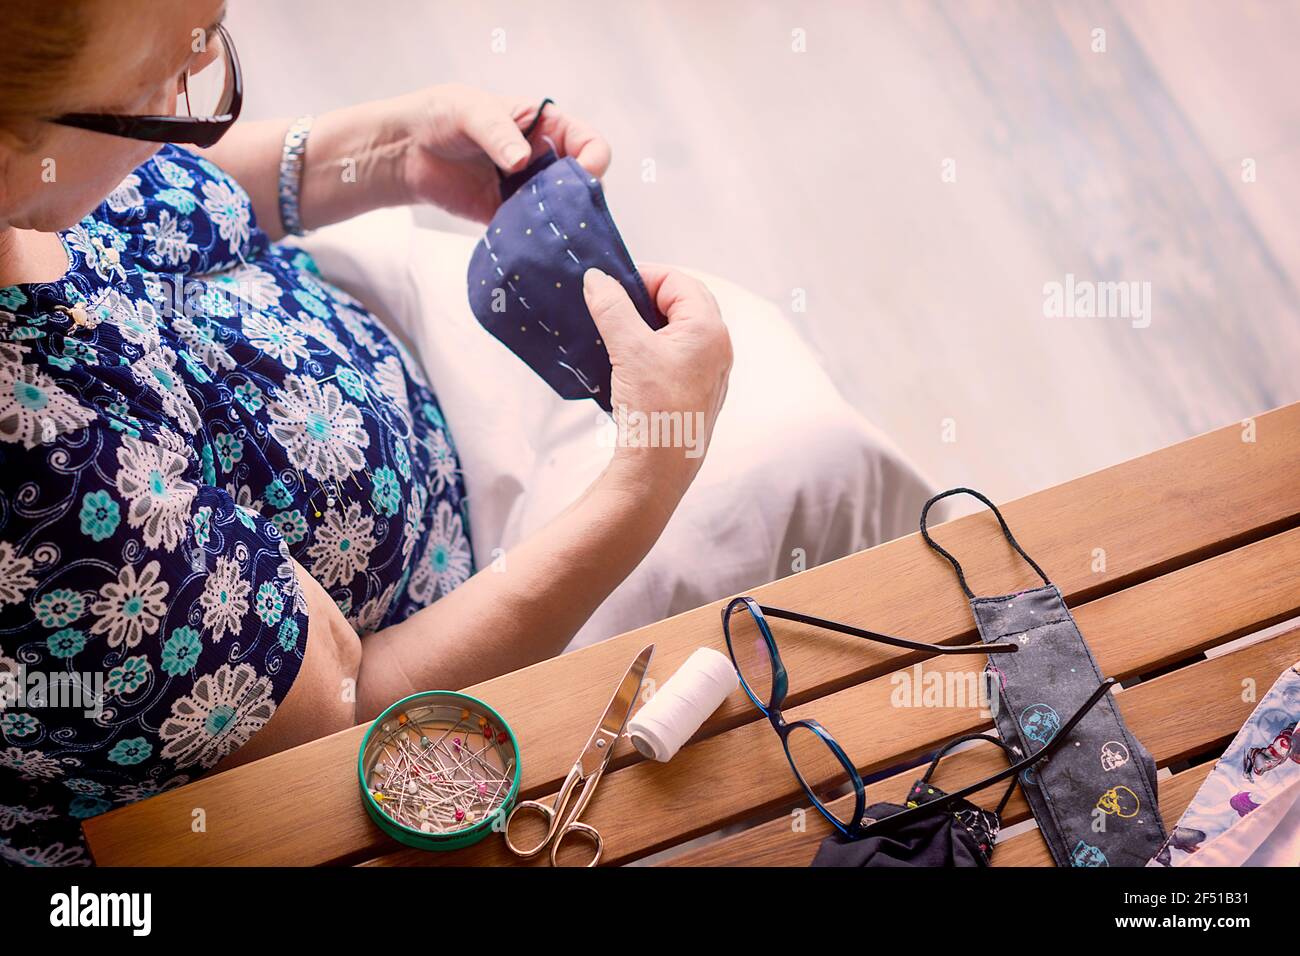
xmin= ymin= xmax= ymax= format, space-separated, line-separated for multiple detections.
xmin=464 ymin=103 xmax=534 ymax=172
xmin=550 ymin=113 xmax=612 ymax=177
xmin=583 ymin=269 xmax=652 ymax=355
xmin=636 ymin=263 xmax=718 ymax=326
xmin=516 ymin=100 xmax=612 ymax=178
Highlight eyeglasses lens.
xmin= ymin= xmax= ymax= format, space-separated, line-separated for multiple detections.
xmin=177 ymin=28 xmax=234 ymax=119
xmin=785 ymin=724 xmax=856 ymax=825
xmin=726 ymin=602 xmax=775 ymax=707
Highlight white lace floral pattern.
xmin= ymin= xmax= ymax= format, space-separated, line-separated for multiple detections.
xmin=0 ymin=145 xmax=469 ymax=867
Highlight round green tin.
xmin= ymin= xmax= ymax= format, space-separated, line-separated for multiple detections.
xmin=358 ymin=690 xmax=520 ymax=851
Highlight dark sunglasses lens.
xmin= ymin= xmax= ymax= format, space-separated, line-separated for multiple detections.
xmin=785 ymin=724 xmax=855 ymax=826
xmin=725 ymin=602 xmax=774 ymax=708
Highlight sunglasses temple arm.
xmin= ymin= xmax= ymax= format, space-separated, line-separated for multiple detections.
xmin=850 ymin=677 xmax=1118 ymax=837
xmin=756 ymin=605 xmax=1019 ymax=655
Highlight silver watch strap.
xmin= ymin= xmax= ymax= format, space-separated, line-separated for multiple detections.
xmin=278 ymin=115 xmax=313 ymax=237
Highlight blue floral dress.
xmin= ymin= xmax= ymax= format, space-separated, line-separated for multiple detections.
xmin=0 ymin=146 xmax=473 ymax=866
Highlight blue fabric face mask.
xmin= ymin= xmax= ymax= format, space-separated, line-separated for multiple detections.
xmin=466 ymin=106 xmax=663 ymax=412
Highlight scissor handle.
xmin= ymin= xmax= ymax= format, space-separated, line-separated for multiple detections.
xmin=503 ymin=798 xmax=559 ymax=859
xmin=504 ymin=762 xmax=579 ymax=859
xmin=547 ymin=759 xmax=608 ymax=866
xmin=503 ymin=760 xmax=609 ymax=865
xmin=551 ymin=819 xmax=603 ymax=867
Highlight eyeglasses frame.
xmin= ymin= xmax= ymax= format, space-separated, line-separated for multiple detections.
xmin=50 ymin=23 xmax=242 ymax=148
xmin=721 ymin=595 xmax=1114 ymax=839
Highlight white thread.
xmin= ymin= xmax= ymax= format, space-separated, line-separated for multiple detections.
xmin=627 ymin=648 xmax=738 ymax=762
xmin=556 ymin=361 xmax=600 ymax=394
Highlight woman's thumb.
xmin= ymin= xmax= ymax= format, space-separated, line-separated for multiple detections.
xmin=583 ymin=269 xmax=650 ymax=353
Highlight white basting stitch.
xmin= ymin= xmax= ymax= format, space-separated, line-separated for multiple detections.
xmin=557 ymin=361 xmax=600 ymax=395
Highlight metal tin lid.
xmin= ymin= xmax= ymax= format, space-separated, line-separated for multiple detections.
xmin=358 ymin=690 xmax=520 ymax=852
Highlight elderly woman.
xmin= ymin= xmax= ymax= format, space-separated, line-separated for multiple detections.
xmin=0 ymin=0 xmax=734 ymax=866
xmin=0 ymin=0 xmax=927 ymax=867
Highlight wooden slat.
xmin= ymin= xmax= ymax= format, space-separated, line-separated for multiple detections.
xmin=661 ymin=626 xmax=1300 ymax=867
xmin=991 ymin=763 xmax=1216 ymax=867
xmin=367 ymin=565 xmax=1300 ymax=867
xmin=84 ymin=403 xmax=1300 ymax=865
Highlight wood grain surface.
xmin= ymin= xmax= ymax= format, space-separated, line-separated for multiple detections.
xmin=661 ymin=625 xmax=1299 ymax=866
xmin=83 ymin=403 xmax=1300 ymax=865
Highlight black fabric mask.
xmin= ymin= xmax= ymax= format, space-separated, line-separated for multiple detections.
xmin=812 ymin=733 xmax=1016 ymax=867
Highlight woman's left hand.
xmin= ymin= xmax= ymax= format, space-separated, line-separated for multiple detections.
xmin=389 ymin=84 xmax=612 ymax=223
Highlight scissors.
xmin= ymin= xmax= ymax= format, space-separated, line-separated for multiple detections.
xmin=504 ymin=643 xmax=654 ymax=866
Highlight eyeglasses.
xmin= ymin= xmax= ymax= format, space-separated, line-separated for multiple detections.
xmin=721 ymin=596 xmax=1113 ymax=838
xmin=51 ymin=23 xmax=242 ymax=148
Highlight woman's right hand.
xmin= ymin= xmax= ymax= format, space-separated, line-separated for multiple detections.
xmin=582 ymin=266 xmax=733 ymax=498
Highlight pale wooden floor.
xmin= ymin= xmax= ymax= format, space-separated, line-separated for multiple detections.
xmin=230 ymin=0 xmax=1300 ymax=510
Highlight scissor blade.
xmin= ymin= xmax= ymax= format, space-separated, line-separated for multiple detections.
xmin=579 ymin=644 xmax=654 ymax=774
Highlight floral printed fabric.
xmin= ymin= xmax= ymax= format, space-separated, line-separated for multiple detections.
xmin=0 ymin=146 xmax=472 ymax=866
xmin=1148 ymin=662 xmax=1300 ymax=866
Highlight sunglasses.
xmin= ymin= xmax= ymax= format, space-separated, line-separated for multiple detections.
xmin=51 ymin=23 xmax=242 ymax=148
xmin=721 ymin=595 xmax=1114 ymax=838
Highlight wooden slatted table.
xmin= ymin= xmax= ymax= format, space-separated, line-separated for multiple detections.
xmin=83 ymin=402 xmax=1300 ymax=866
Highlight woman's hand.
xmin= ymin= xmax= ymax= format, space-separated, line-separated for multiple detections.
xmin=200 ymin=85 xmax=609 ymax=238
xmin=390 ymin=84 xmax=612 ymax=223
xmin=582 ymin=266 xmax=733 ymax=498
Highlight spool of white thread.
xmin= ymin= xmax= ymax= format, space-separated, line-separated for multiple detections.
xmin=627 ymin=647 xmax=739 ymax=762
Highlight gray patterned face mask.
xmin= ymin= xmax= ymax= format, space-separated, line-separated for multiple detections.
xmin=920 ymin=488 xmax=1168 ymax=867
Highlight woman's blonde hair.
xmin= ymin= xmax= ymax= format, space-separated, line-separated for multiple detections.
xmin=0 ymin=1 xmax=92 ymax=147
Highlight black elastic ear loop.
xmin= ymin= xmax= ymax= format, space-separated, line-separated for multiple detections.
xmin=852 ymin=676 xmax=1117 ymax=838
xmin=521 ymin=97 xmax=553 ymax=138
xmin=918 ymin=733 xmax=1019 ymax=817
xmin=495 ymin=97 xmax=554 ymax=183
xmin=919 ymin=487 xmax=1050 ymax=600
xmin=752 ymin=603 xmax=1020 ymax=656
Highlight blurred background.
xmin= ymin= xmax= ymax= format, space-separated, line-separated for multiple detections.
xmin=230 ymin=0 xmax=1300 ymax=512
